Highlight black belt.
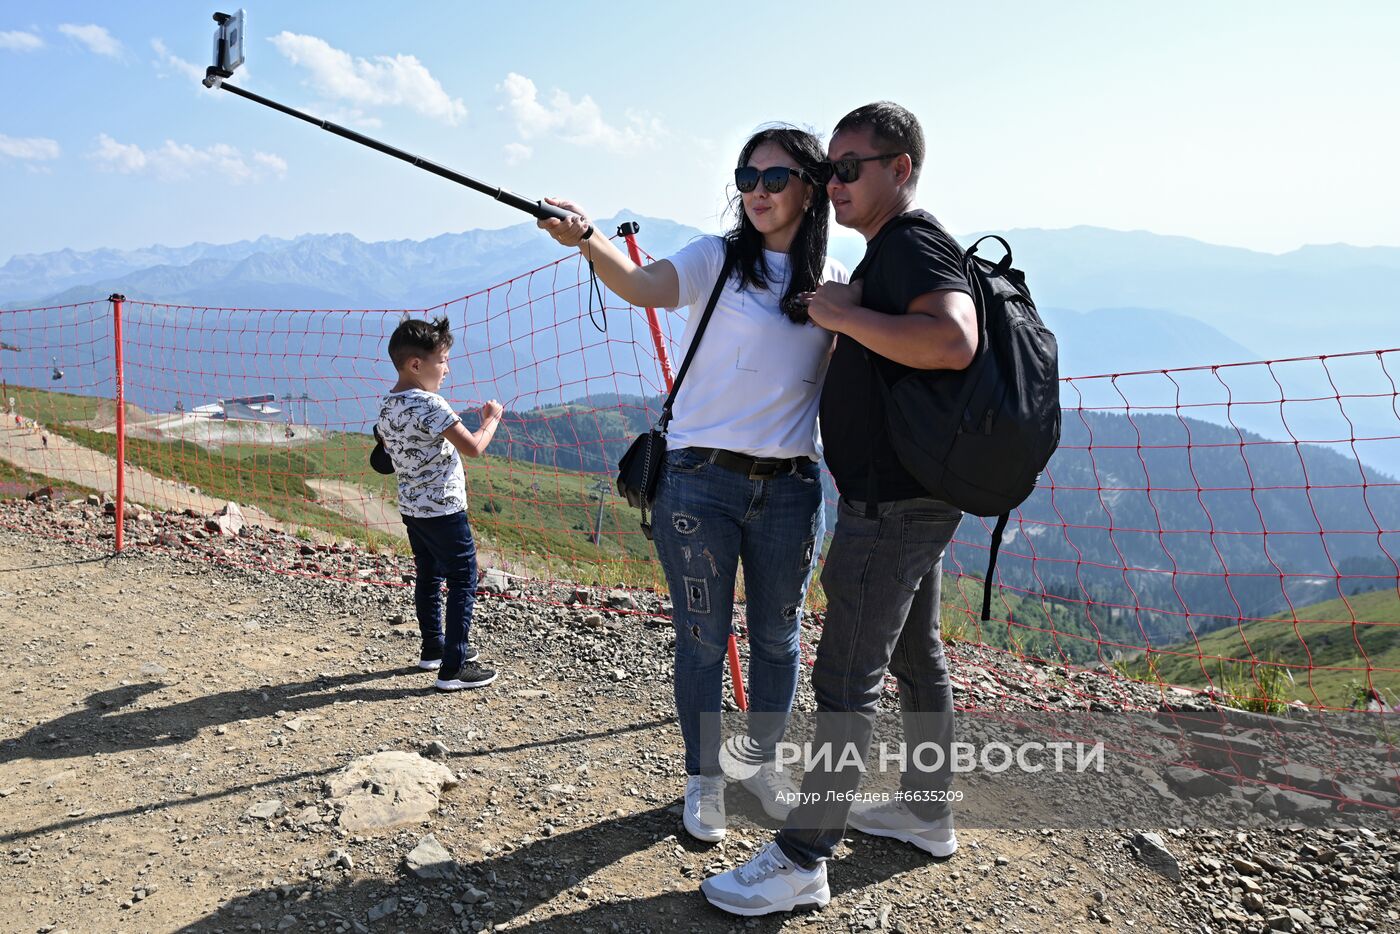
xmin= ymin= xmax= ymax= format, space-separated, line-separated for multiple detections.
xmin=690 ymin=447 xmax=811 ymax=480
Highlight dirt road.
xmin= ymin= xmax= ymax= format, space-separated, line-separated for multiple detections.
xmin=306 ymin=479 xmax=405 ymax=540
xmin=0 ymin=423 xmax=279 ymax=525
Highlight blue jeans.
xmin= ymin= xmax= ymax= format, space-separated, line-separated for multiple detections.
xmin=402 ymin=510 xmax=479 ymax=674
xmin=777 ymin=495 xmax=962 ymax=869
xmin=652 ymin=446 xmax=825 ymax=776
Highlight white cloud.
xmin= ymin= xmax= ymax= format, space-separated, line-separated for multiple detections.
xmin=268 ymin=31 xmax=466 ymax=125
xmin=0 ymin=134 xmax=60 ymax=160
xmin=92 ymin=134 xmax=287 ymax=183
xmin=252 ymin=152 xmax=288 ymax=175
xmin=497 ymin=72 xmax=663 ymax=155
xmin=93 ymin=134 xmax=146 ymax=172
xmin=0 ymin=30 xmax=44 ymax=52
xmin=503 ymin=142 xmax=532 ymax=165
xmin=151 ymin=38 xmax=203 ymax=82
xmin=58 ymin=23 xmax=122 ymax=57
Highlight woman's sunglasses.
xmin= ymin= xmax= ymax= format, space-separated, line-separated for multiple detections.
xmin=734 ymin=165 xmax=821 ymax=194
xmin=824 ymin=152 xmax=906 ymax=184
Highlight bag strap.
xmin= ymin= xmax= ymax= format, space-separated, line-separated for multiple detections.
xmin=659 ymin=247 xmax=738 ymax=431
xmin=982 ymin=513 xmax=1009 ymax=621
xmin=853 ymin=210 xmax=945 ymax=516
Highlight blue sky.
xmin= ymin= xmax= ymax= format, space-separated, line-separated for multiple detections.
xmin=2 ymin=1 xmax=1398 ymax=262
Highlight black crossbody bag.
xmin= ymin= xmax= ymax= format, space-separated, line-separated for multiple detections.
xmin=616 ymin=249 xmax=737 ymax=539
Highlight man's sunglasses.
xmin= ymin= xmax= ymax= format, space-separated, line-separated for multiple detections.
xmin=824 ymin=152 xmax=906 ymax=184
xmin=734 ymin=165 xmax=821 ymax=194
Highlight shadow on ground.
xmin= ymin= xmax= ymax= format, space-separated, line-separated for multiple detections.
xmin=176 ymin=803 xmax=935 ymax=933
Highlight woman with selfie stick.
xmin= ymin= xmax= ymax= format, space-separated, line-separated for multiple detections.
xmin=540 ymin=126 xmax=846 ymax=845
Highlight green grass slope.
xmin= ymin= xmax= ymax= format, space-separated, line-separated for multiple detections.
xmin=1128 ymin=588 xmax=1400 ymax=708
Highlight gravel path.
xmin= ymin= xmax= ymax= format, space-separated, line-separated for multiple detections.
xmin=0 ymin=499 xmax=1395 ymax=934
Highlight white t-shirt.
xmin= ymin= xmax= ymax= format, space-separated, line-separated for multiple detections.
xmin=665 ymin=236 xmax=847 ymax=460
xmin=377 ymin=389 xmax=467 ymax=518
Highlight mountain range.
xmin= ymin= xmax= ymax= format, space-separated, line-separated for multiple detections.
xmin=0 ymin=214 xmax=702 ymax=313
xmin=5 ymin=215 xmax=1398 ymax=366
xmin=2 ymin=215 xmax=1396 ymax=479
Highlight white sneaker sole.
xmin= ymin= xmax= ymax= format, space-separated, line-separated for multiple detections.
xmin=683 ymin=807 xmax=726 ymax=843
xmin=847 ymin=816 xmax=957 ymax=858
xmin=434 ymin=671 xmax=497 ymax=691
xmin=702 ymin=883 xmax=830 ymax=916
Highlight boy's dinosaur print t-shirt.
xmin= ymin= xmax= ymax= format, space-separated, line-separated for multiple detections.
xmin=376 ymin=388 xmax=466 ymax=517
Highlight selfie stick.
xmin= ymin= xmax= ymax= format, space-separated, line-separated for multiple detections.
xmin=201 ymin=12 xmax=570 ymax=223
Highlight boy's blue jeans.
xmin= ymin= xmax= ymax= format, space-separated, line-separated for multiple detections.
xmin=651 ymin=446 xmax=825 ymax=776
xmin=402 ymin=510 xmax=478 ymax=674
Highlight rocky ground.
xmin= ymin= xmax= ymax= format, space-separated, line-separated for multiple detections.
xmin=0 ymin=495 xmax=1396 ymax=934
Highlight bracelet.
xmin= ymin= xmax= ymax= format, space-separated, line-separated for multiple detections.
xmin=580 ymin=224 xmax=594 ymax=242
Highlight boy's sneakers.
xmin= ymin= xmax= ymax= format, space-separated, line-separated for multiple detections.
xmin=740 ymin=762 xmax=801 ymax=821
xmin=700 ymin=841 xmax=829 ymax=916
xmin=418 ymin=644 xmax=479 ymax=670
xmin=846 ymin=797 xmax=958 ymax=857
xmin=434 ymin=661 xmax=497 ymax=691
xmin=683 ymin=774 xmax=727 ymax=843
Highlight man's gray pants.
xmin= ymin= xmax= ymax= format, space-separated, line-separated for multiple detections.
xmin=777 ymin=495 xmax=963 ymax=869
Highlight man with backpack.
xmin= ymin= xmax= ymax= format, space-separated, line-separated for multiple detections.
xmin=702 ymin=102 xmax=982 ymax=916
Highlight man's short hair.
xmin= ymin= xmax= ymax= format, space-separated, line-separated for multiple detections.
xmin=833 ymin=101 xmax=925 ymax=186
xmin=387 ymin=316 xmax=453 ymax=369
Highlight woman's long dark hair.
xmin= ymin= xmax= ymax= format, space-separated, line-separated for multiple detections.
xmin=724 ymin=125 xmax=830 ymax=324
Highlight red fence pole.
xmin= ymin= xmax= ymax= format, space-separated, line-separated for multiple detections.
xmin=618 ymin=224 xmax=674 ymax=390
xmin=618 ymin=224 xmax=749 ymax=712
xmin=109 ymin=293 xmax=126 ymax=552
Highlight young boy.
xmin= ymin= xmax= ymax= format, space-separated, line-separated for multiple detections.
xmin=377 ymin=316 xmax=504 ymax=691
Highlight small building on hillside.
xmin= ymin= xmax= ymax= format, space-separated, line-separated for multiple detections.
xmin=190 ymin=394 xmax=283 ymax=422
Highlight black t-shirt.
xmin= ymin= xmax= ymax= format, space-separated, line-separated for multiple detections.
xmin=819 ymin=210 xmax=971 ymax=501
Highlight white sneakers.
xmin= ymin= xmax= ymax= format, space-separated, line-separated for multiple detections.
xmin=847 ymin=797 xmax=958 ymax=857
xmin=683 ymin=775 xmax=727 ymax=843
xmin=683 ymin=763 xmax=803 ymax=843
xmin=688 ymin=779 xmax=957 ymax=916
xmin=700 ymin=842 xmax=830 ymax=916
xmin=739 ymin=762 xmax=801 ymax=820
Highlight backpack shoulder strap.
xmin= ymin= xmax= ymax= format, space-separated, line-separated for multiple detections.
xmin=853 ymin=211 xmax=956 ymax=515
xmin=850 ymin=211 xmax=945 ymax=280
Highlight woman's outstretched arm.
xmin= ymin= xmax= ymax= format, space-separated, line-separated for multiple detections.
xmin=537 ymin=198 xmax=681 ymax=309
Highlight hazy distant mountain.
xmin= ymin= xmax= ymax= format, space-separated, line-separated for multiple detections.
xmin=804 ymin=225 xmax=1395 ymax=362
xmin=0 ymin=235 xmax=314 ymax=304
xmin=978 ymin=226 xmax=1399 ymax=358
xmin=1040 ymin=306 xmax=1261 ymax=375
xmin=0 ymin=213 xmax=703 ymax=311
xmin=3 ymin=218 xmax=1395 ymax=392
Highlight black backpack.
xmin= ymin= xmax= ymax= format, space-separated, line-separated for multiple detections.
xmin=860 ymin=214 xmax=1061 ymax=620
